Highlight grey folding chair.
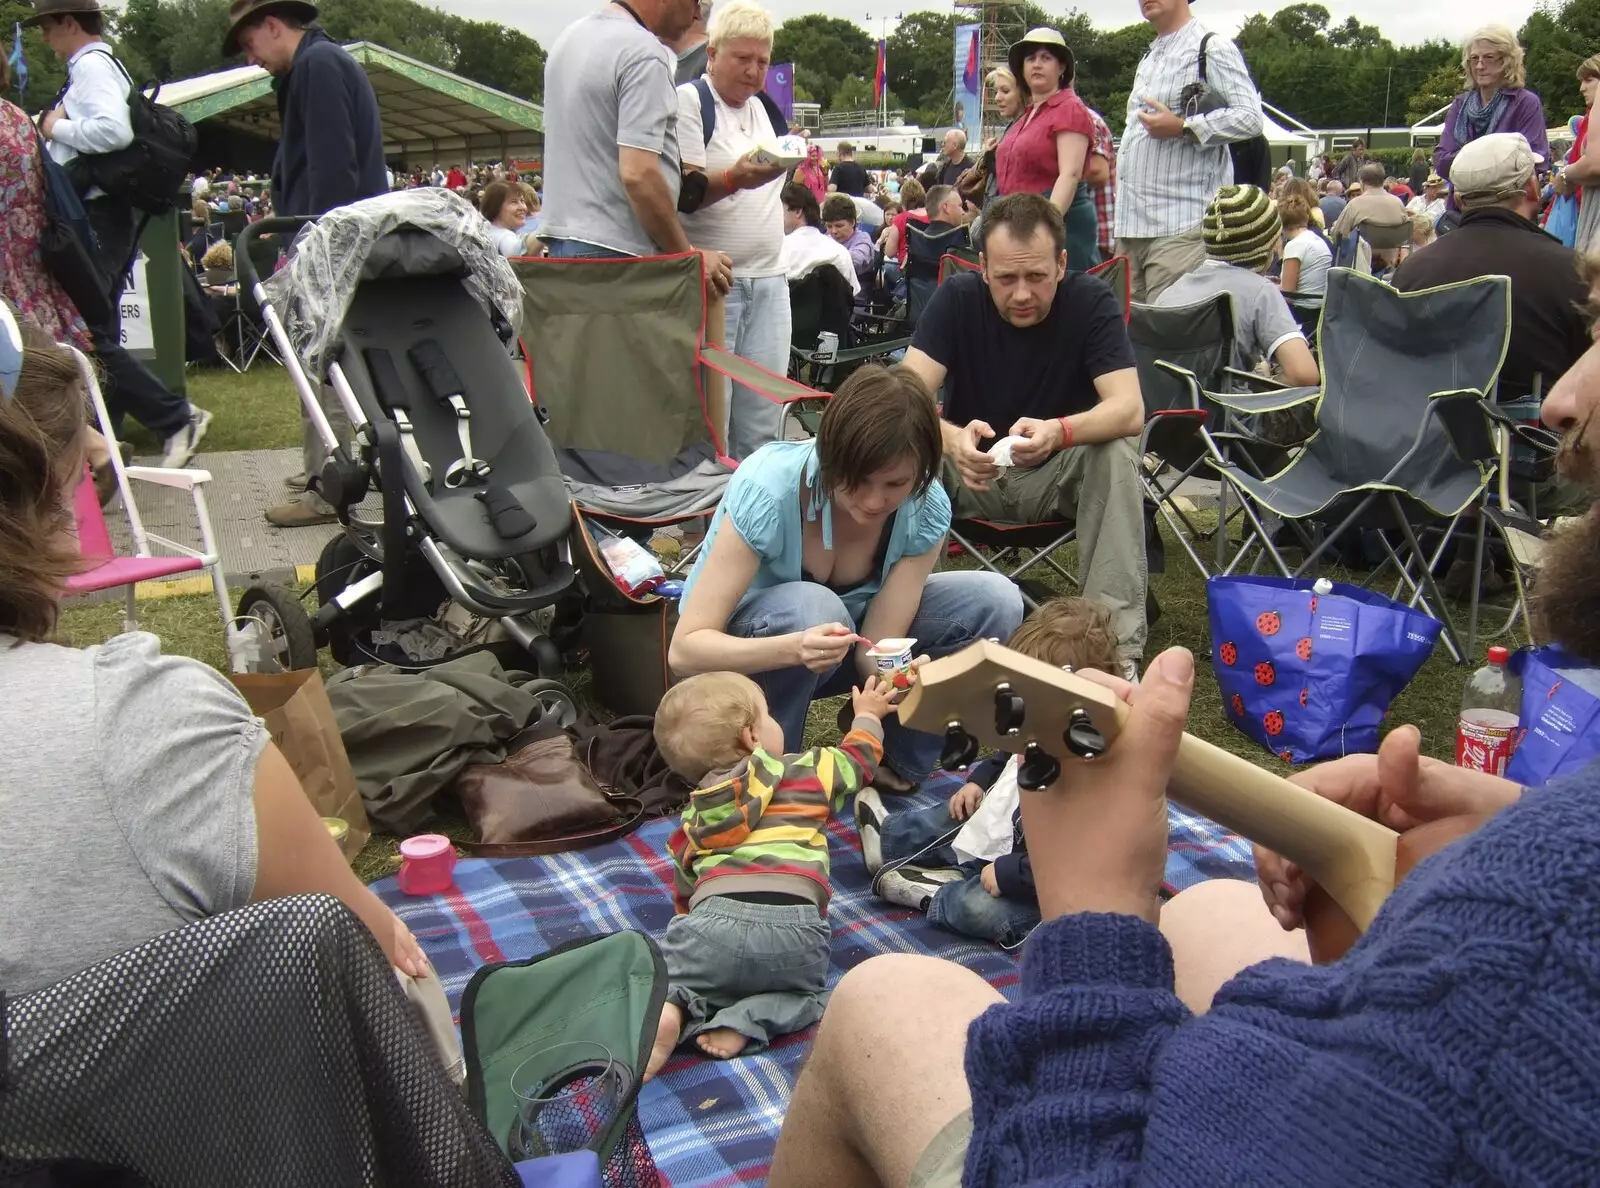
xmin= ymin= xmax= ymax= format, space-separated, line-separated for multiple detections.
xmin=1128 ymin=293 xmax=1319 ymax=577
xmin=1208 ymin=268 xmax=1513 ymax=662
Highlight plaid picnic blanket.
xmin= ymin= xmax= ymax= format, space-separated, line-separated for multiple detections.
xmin=374 ymin=773 xmax=1254 ymax=1187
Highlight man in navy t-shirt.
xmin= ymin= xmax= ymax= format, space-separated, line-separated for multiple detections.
xmin=902 ymin=193 xmax=1148 ymax=669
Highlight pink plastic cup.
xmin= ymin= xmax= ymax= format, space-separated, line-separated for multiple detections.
xmin=397 ymin=834 xmax=457 ymax=896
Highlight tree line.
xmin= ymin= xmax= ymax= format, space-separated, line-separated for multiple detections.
xmin=5 ymin=0 xmax=1595 ymax=137
xmin=780 ymin=0 xmax=1598 ymax=133
xmin=0 ymin=0 xmax=544 ymax=111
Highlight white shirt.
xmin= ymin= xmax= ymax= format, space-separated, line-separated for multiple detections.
xmin=48 ymin=42 xmax=133 ymax=199
xmin=781 ymin=225 xmax=859 ymax=294
xmin=852 ymin=196 xmax=884 ymax=230
xmin=1407 ymin=194 xmax=1446 ymax=223
xmin=1281 ymin=228 xmax=1332 ymax=297
xmin=1114 ymin=20 xmax=1263 ymax=240
xmin=487 ymin=224 xmax=525 ymax=257
xmin=676 ymin=79 xmax=784 ymax=276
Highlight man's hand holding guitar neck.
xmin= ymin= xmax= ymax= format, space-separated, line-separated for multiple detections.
xmin=1255 ymin=726 xmax=1523 ymax=931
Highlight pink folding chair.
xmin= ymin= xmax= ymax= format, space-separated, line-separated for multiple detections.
xmin=64 ymin=347 xmax=253 ymax=670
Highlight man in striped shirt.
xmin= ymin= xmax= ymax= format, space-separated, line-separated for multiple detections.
xmin=1086 ymin=107 xmax=1117 ymax=262
xmin=1114 ymin=0 xmax=1264 ymax=302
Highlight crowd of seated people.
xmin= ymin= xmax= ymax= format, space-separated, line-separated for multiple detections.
xmin=12 ymin=0 xmax=1600 ymax=1180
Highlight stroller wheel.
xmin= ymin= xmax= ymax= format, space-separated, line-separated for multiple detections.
xmin=237 ymin=584 xmax=318 ymax=672
xmin=520 ymin=678 xmax=579 ymax=730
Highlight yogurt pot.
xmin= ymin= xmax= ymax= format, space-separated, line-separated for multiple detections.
xmin=866 ymin=637 xmax=918 ymax=689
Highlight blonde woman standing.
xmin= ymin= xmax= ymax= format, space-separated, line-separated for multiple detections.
xmin=1434 ymin=25 xmax=1550 ymax=190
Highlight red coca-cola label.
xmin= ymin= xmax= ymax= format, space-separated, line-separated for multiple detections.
xmin=1456 ymin=713 xmax=1517 ymax=775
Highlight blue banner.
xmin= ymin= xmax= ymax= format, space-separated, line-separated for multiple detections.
xmin=954 ymin=23 xmax=982 ymax=150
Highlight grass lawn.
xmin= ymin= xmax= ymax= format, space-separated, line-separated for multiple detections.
xmin=121 ymin=365 xmax=305 ymax=455
xmin=58 ymin=518 xmax=1481 ymax=886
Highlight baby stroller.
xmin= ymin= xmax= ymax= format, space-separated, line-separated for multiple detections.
xmin=239 ymin=190 xmax=573 ymax=675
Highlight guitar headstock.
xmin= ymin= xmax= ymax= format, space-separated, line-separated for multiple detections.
xmin=897 ymin=640 xmax=1128 ymax=791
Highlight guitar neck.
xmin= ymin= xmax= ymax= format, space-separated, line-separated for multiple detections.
xmin=1166 ymin=734 xmax=1398 ymax=932
xmin=896 ymin=641 xmax=1400 ymax=934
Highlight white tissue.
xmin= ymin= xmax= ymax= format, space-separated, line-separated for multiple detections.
xmin=986 ymin=435 xmax=1029 ymax=468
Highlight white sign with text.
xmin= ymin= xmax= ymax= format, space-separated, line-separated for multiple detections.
xmin=119 ymin=252 xmax=154 ymax=355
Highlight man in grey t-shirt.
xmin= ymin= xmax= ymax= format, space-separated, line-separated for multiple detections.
xmin=1155 ymin=185 xmax=1319 ymax=391
xmin=540 ymin=0 xmax=731 ymax=292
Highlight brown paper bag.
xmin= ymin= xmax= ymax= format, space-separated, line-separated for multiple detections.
xmin=232 ymin=669 xmax=371 ymax=862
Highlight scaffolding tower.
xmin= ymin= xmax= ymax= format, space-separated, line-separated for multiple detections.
xmin=954 ymin=0 xmax=1031 ymax=136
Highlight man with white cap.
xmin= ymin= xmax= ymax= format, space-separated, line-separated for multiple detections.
xmin=1393 ymin=132 xmax=1589 ymax=409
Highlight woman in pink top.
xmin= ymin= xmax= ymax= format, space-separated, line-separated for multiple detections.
xmin=995 ymin=27 xmax=1102 ymax=269
xmin=795 ymin=144 xmax=828 ymax=204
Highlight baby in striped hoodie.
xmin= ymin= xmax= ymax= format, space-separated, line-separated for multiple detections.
xmin=644 ymin=671 xmax=895 ymax=1079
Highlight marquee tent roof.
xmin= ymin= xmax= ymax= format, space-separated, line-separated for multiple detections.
xmin=155 ymin=42 xmax=543 ymax=160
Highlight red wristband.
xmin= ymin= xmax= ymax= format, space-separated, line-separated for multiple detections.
xmin=723 ymin=168 xmax=735 ymax=193
xmin=1057 ymin=417 xmax=1074 ymax=448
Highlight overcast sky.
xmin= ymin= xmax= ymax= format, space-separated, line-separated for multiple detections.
xmin=438 ymin=0 xmax=1534 ymax=58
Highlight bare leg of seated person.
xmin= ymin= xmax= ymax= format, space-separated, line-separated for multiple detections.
xmin=1160 ymin=878 xmax=1310 ymax=1013
xmin=768 ymin=954 xmax=1002 ymax=1188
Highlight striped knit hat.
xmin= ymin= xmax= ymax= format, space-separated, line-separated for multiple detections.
xmin=1202 ymin=185 xmax=1281 ymax=272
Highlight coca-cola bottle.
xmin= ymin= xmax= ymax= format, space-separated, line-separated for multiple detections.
xmin=1456 ymin=646 xmax=1521 ymax=775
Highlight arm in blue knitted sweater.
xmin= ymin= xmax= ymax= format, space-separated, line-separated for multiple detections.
xmin=962 ymin=912 xmax=1189 ymax=1186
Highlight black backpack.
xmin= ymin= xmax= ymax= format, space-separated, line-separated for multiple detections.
xmin=29 ymin=123 xmax=114 ymax=326
xmin=1193 ymin=34 xmax=1272 ymax=190
xmin=63 ymin=49 xmax=196 ymax=215
xmin=693 ymin=77 xmax=787 ymax=149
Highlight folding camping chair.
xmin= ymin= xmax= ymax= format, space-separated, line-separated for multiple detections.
xmin=1332 ymin=219 xmax=1411 ymax=278
xmin=905 ymin=219 xmax=971 ymax=325
xmin=1127 ymin=292 xmax=1322 ymax=578
xmin=788 ymin=264 xmax=912 ymax=395
xmin=943 ymin=255 xmax=1135 ymax=608
xmin=0 ymin=896 xmax=530 ymax=1188
xmin=515 ymin=252 xmax=824 ymax=713
xmin=216 ymin=233 xmax=283 ymax=372
xmin=61 ymin=346 xmax=274 ymax=673
xmin=1208 ymin=269 xmax=1513 ymax=662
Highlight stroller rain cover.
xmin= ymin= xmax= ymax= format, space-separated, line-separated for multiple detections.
xmin=262 ymin=188 xmax=525 ymax=382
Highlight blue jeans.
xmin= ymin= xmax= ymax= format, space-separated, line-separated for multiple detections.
xmin=727 ymin=571 xmax=1024 ymax=780
xmin=723 ymin=275 xmax=792 ymax=461
xmin=881 ymin=801 xmax=1040 ymax=948
xmin=540 ymin=238 xmax=632 ymax=260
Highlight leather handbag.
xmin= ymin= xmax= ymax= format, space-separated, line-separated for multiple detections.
xmin=453 ymin=721 xmax=644 ymax=857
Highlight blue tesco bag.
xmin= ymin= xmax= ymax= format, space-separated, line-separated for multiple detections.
xmin=1207 ymin=576 xmax=1441 ymax=762
xmin=1505 ymin=645 xmax=1600 ymax=786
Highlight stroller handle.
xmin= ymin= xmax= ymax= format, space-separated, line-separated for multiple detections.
xmin=235 ymin=216 xmax=318 ymax=291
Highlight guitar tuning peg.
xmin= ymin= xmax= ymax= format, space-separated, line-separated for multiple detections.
xmin=1017 ymin=742 xmax=1061 ymax=791
xmin=993 ymin=683 xmax=1025 ymax=735
xmin=939 ymin=722 xmax=980 ymax=771
xmin=1063 ymin=709 xmax=1107 ymax=760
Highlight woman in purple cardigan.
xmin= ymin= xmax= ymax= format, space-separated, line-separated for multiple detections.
xmin=1434 ymin=24 xmax=1550 ymax=188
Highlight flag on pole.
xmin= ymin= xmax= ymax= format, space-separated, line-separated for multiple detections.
xmin=873 ymin=39 xmax=886 ymax=104
xmin=8 ymin=22 xmax=27 ymax=99
xmin=764 ymin=63 xmax=795 ymax=125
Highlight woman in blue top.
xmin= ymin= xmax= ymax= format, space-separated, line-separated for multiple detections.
xmin=673 ymin=366 xmax=1024 ymax=792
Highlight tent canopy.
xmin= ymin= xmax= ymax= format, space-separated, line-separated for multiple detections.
xmin=156 ymin=42 xmax=543 ymax=163
xmin=1261 ymin=102 xmax=1315 ymax=148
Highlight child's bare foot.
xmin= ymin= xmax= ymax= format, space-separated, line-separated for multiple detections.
xmin=644 ymin=1002 xmax=684 ymax=1082
xmin=694 ymin=1027 xmax=750 ymax=1060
